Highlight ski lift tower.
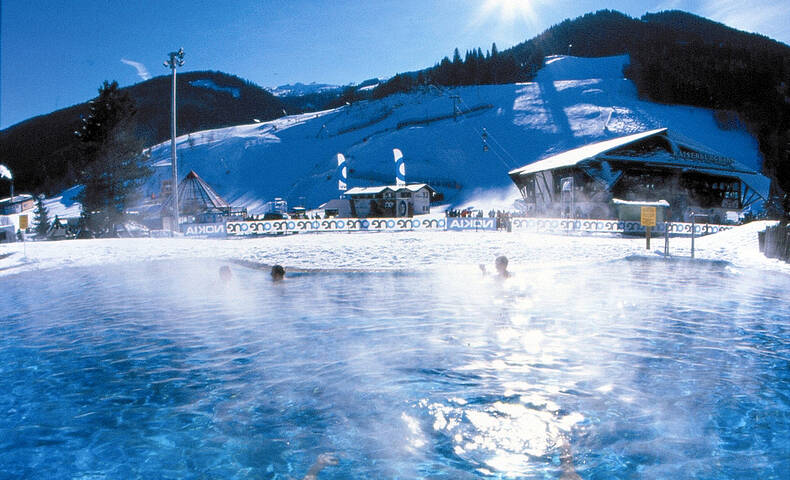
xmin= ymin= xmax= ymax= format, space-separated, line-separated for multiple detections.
xmin=164 ymin=48 xmax=185 ymax=232
xmin=450 ymin=95 xmax=461 ymax=121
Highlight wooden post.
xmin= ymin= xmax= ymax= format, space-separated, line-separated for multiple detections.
xmin=664 ymin=221 xmax=670 ymax=257
xmin=646 ymin=226 xmax=651 ymax=250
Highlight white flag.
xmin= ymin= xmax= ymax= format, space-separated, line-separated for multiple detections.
xmin=393 ymin=148 xmax=405 ymax=186
xmin=0 ymin=164 xmax=12 ymax=180
xmin=336 ymin=153 xmax=347 ymax=191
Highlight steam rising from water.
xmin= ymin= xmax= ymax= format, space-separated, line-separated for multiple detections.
xmin=1 ymin=258 xmax=788 ymax=478
xmin=456 ymin=185 xmax=522 ymax=213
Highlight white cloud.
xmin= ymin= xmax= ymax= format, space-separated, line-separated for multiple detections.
xmin=653 ymin=0 xmax=684 ymax=10
xmin=121 ymin=58 xmax=151 ymax=81
xmin=699 ymin=0 xmax=790 ymax=42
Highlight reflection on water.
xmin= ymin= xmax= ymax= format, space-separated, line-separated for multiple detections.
xmin=0 ymin=258 xmax=788 ymax=479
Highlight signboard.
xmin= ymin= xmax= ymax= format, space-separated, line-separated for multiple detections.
xmin=226 ymin=217 xmax=447 ymax=235
xmin=18 ymin=215 xmax=28 ymax=230
xmin=222 ymin=216 xmax=731 ymax=237
xmin=446 ymin=218 xmax=496 ymax=231
xmin=183 ymin=222 xmax=226 ymax=237
xmin=510 ymin=218 xmax=731 ymax=236
xmin=640 ymin=206 xmax=657 ymax=227
xmin=398 ymin=200 xmax=408 ymax=217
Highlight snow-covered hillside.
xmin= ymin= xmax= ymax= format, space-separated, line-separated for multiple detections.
xmin=266 ymin=82 xmax=341 ymax=97
xmin=143 ymin=55 xmax=763 ymax=213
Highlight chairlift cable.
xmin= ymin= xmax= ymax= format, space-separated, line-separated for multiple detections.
xmin=453 ymin=94 xmax=519 ymax=171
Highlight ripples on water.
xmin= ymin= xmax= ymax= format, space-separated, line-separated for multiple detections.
xmin=1 ymin=258 xmax=788 ymax=479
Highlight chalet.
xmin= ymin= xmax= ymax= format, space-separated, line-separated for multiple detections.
xmin=508 ymin=128 xmax=770 ymax=223
xmin=340 ymin=184 xmax=436 ymax=218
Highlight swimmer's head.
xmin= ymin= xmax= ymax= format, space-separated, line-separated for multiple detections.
xmin=271 ymin=264 xmax=285 ymax=281
xmin=495 ymin=255 xmax=508 ymax=273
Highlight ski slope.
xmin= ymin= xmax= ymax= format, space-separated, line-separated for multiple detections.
xmin=139 ymin=55 xmax=762 ymax=213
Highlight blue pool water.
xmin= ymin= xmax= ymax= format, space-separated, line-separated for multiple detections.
xmin=1 ymin=258 xmax=789 ymax=479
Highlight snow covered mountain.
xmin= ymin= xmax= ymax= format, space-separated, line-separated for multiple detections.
xmin=142 ymin=55 xmax=764 ymax=213
xmin=266 ymin=82 xmax=342 ymax=97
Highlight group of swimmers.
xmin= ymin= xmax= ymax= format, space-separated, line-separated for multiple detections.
xmin=221 ymin=255 xmax=512 ymax=285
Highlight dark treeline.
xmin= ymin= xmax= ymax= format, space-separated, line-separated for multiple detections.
xmin=371 ymin=44 xmax=530 ymax=98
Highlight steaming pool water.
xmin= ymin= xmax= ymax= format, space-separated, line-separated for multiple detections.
xmin=1 ymin=258 xmax=789 ymax=479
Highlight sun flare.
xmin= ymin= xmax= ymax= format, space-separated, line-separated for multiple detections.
xmin=479 ymin=0 xmax=538 ymax=25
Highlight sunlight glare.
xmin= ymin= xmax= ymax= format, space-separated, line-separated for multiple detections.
xmin=476 ymin=0 xmax=539 ymax=29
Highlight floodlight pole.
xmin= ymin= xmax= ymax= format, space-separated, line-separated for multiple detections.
xmin=164 ymin=48 xmax=185 ymax=232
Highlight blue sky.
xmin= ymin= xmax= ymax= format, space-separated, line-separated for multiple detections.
xmin=2 ymin=0 xmax=789 ymax=129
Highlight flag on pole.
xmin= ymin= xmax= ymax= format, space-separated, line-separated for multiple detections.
xmin=393 ymin=148 xmax=405 ymax=186
xmin=336 ymin=153 xmax=347 ymax=191
xmin=0 ymin=164 xmax=12 ymax=180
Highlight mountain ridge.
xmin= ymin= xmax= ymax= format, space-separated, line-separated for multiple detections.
xmin=3 ymin=9 xmax=788 ymax=203
xmin=0 ymin=71 xmax=284 ymax=194
xmin=126 ymin=54 xmax=764 ymax=216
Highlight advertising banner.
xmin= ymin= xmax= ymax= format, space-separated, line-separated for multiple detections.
xmin=226 ymin=217 xmax=447 ymax=236
xmin=223 ymin=217 xmax=731 ymax=237
xmin=445 ymin=217 xmax=497 ymax=231
xmin=183 ymin=222 xmax=227 ymax=237
xmin=510 ymin=218 xmax=732 ymax=236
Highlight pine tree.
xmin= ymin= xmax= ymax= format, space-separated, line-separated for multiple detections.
xmin=33 ymin=195 xmax=50 ymax=239
xmin=75 ymin=81 xmax=137 ymax=169
xmin=75 ymin=81 xmax=151 ymax=235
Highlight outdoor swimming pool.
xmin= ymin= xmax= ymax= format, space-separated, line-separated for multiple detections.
xmin=1 ymin=258 xmax=788 ymax=479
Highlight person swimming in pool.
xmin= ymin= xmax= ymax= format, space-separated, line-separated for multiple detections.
xmin=479 ymin=255 xmax=512 ymax=280
xmin=271 ymin=264 xmax=285 ymax=282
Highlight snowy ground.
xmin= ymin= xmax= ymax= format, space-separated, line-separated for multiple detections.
xmin=1 ymin=221 xmax=787 ymax=279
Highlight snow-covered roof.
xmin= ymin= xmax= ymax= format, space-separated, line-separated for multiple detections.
xmin=509 ymin=128 xmax=770 ymax=199
xmin=509 ymin=128 xmax=667 ymax=176
xmin=612 ymin=198 xmax=670 ymax=207
xmin=345 ymin=184 xmax=434 ymax=196
xmin=0 ymin=194 xmax=34 ymax=206
xmin=345 ymin=186 xmax=392 ymax=195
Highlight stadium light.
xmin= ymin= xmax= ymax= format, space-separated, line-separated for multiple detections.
xmin=164 ymin=48 xmax=185 ymax=232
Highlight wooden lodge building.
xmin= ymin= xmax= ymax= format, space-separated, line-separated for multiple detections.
xmin=508 ymin=128 xmax=770 ymax=223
